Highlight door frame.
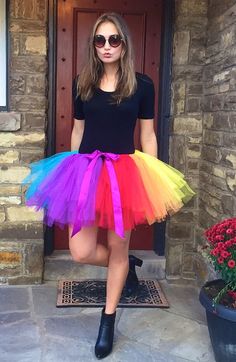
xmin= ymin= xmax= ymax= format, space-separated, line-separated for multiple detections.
xmin=45 ymin=0 xmax=174 ymax=256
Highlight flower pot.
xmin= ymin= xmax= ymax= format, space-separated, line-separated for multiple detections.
xmin=199 ymin=279 xmax=236 ymax=362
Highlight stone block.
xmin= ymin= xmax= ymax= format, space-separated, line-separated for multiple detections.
xmin=0 ymin=250 xmax=21 ymax=265
xmin=182 ymin=253 xmax=194 ymax=272
xmin=0 ymin=150 xmax=19 ymax=163
xmin=26 ymin=74 xmax=46 ymax=95
xmin=187 ymin=136 xmax=202 ymax=144
xmin=0 ymin=265 xmax=22 ymax=277
xmin=176 ymin=0 xmax=208 ymax=16
xmin=213 ymin=70 xmax=231 ymax=84
xmin=0 ymin=196 xmax=21 ymax=205
xmin=23 ymin=112 xmax=46 ymax=129
xmin=200 ymin=170 xmax=228 ymax=191
xmin=187 ymin=159 xmax=199 ymax=173
xmin=10 ymin=33 xmax=20 ymax=56
xmin=0 ymin=185 xmax=21 ymax=196
xmin=173 ymin=116 xmax=202 ymax=134
xmin=173 ymin=82 xmax=186 ymax=114
xmin=201 ymin=145 xmax=222 ymax=163
xmin=212 ymin=166 xmax=226 ymax=178
xmin=169 ymin=135 xmax=186 ymax=173
xmin=10 ymin=0 xmax=47 ymax=21
xmin=165 ymin=242 xmax=183 ymax=276
xmin=189 ymin=47 xmax=205 ymax=65
xmin=220 ymin=27 xmax=236 ymax=49
xmin=0 ymin=223 xmax=44 ymax=239
xmin=10 ymin=73 xmax=25 ymax=94
xmin=6 ymin=206 xmax=43 ymax=222
xmin=212 ymin=94 xmax=225 ymax=111
xmin=167 ymin=223 xmax=192 ymax=240
xmin=24 ymin=242 xmax=44 ymax=276
xmin=21 ymin=35 xmax=46 ymax=55
xmin=221 ymin=149 xmax=236 ymax=169
xmin=204 ymin=112 xmax=229 ymax=130
xmin=186 ymin=144 xmax=201 ymax=158
xmin=10 ymin=95 xmax=47 ymax=112
xmin=173 ymin=65 xmax=203 ymax=82
xmin=198 ymin=208 xmax=217 ymax=229
xmin=10 ymin=20 xmax=46 ymax=33
xmin=8 ymin=275 xmax=42 ymax=284
xmin=187 ymin=83 xmax=203 ymax=95
xmin=223 ymin=133 xmax=236 ymax=149
xmin=170 ymin=211 xmax=195 ymax=223
xmin=20 ymin=149 xmax=44 ymax=163
xmin=219 ymin=82 xmax=230 ymax=93
xmin=0 ymin=132 xmax=45 ymax=147
xmin=11 ymin=56 xmax=47 ymax=74
xmin=0 ymin=209 xmax=5 ymax=222
xmin=199 ymin=191 xmax=223 ymax=213
xmin=186 ymin=98 xmax=201 ymax=112
xmin=224 ymin=93 xmax=236 ymax=110
xmin=203 ymin=130 xmax=222 ymax=146
xmin=173 ymin=31 xmax=190 ymax=65
xmin=175 ymin=15 xmax=208 ymax=31
xmin=184 ymin=241 xmax=197 ymax=252
xmin=221 ymin=194 xmax=235 ymax=214
xmin=0 ymin=112 xmax=21 ymax=131
xmin=226 ymin=172 xmax=236 ymax=193
xmin=0 ymin=166 xmax=29 ymax=183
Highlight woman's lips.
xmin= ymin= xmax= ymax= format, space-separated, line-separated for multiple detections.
xmin=103 ymin=54 xmax=111 ymax=57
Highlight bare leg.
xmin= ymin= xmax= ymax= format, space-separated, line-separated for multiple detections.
xmin=105 ymin=230 xmax=131 ymax=314
xmin=68 ymin=225 xmax=109 ymax=267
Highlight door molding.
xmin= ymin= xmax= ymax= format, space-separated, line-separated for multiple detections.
xmin=45 ymin=0 xmax=174 ymax=256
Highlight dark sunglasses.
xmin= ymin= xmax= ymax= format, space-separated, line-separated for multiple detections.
xmin=93 ymin=34 xmax=123 ymax=48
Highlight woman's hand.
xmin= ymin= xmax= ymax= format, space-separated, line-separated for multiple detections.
xmin=139 ymin=119 xmax=158 ymax=158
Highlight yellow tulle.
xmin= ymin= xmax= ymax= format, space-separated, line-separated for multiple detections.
xmin=130 ymin=150 xmax=196 ymax=223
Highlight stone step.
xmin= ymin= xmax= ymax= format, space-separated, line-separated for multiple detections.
xmin=44 ymin=250 xmax=166 ymax=281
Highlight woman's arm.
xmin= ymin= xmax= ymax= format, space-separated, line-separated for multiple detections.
xmin=71 ymin=119 xmax=85 ymax=151
xmin=140 ymin=119 xmax=158 ymax=158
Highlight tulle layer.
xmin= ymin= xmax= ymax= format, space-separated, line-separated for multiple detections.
xmin=23 ymin=149 xmax=195 ymax=238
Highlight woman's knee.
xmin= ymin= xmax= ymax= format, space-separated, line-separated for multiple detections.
xmin=70 ymin=247 xmax=95 ymax=263
xmin=68 ymin=225 xmax=97 ymax=263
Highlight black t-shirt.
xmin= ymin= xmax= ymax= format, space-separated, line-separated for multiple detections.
xmin=72 ymin=72 xmax=155 ymax=154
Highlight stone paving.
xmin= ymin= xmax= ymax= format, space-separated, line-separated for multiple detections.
xmin=0 ymin=279 xmax=215 ymax=362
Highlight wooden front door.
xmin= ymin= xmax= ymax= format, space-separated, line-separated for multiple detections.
xmin=55 ymin=0 xmax=163 ymax=250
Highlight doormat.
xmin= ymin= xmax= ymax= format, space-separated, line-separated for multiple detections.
xmin=56 ymin=279 xmax=169 ymax=308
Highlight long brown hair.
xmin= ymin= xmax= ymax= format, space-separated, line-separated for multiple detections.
xmin=76 ymin=12 xmax=137 ymax=104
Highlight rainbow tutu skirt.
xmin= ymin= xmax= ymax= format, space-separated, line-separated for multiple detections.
xmin=23 ymin=149 xmax=195 ymax=239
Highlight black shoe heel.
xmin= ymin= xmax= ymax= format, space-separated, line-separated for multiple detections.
xmin=132 ymin=255 xmax=143 ymax=267
xmin=124 ymin=254 xmax=143 ymax=297
xmin=95 ymin=307 xmax=116 ymax=359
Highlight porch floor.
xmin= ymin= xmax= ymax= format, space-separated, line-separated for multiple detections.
xmin=0 ymin=279 xmax=215 ymax=361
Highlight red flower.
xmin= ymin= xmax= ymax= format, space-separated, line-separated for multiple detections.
xmin=221 ymin=250 xmax=230 ymax=259
xmin=217 ymin=257 xmax=224 ymax=264
xmin=228 ymin=260 xmax=236 ymax=268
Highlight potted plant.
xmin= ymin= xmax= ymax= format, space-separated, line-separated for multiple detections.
xmin=199 ymin=217 xmax=236 ymax=362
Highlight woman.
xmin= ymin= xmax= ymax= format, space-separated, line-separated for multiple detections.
xmin=23 ymin=12 xmax=195 ymax=359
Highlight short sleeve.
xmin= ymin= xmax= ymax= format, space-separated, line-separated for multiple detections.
xmin=72 ymin=76 xmax=85 ymax=120
xmin=138 ymin=76 xmax=155 ymax=119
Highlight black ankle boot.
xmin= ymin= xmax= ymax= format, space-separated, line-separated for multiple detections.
xmin=95 ymin=306 xmax=116 ymax=359
xmin=124 ymin=254 xmax=143 ymax=296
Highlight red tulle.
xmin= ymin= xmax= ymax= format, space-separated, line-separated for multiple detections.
xmin=95 ymin=155 xmax=155 ymax=231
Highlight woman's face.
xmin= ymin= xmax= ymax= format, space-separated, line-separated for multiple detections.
xmin=94 ymin=21 xmax=123 ymax=66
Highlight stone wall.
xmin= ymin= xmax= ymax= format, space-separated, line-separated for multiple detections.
xmin=194 ymin=0 xmax=236 ymax=284
xmin=0 ymin=0 xmax=48 ymax=284
xmin=166 ymin=0 xmax=208 ymax=284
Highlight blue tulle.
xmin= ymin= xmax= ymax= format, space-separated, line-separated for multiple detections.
xmin=22 ymin=151 xmax=78 ymax=200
